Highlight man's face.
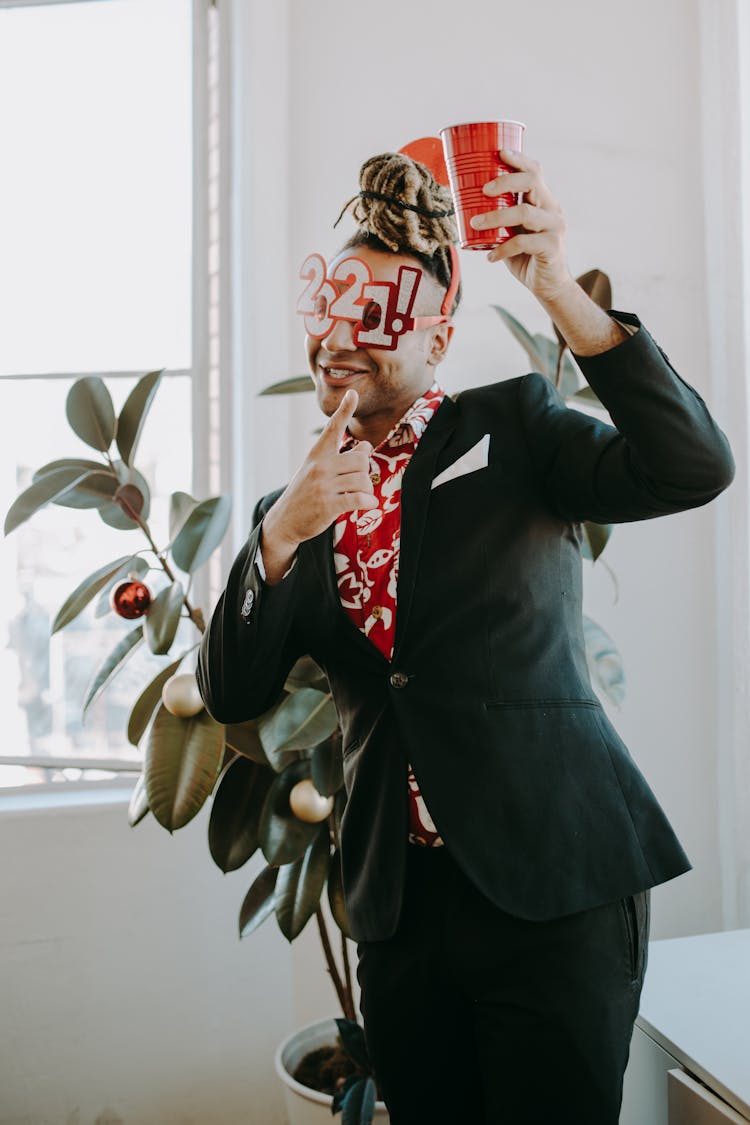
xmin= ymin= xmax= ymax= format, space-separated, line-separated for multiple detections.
xmin=305 ymin=245 xmax=453 ymax=443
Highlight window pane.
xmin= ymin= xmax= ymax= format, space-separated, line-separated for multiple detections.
xmin=0 ymin=0 xmax=192 ymax=376
xmin=0 ymin=376 xmax=194 ymax=783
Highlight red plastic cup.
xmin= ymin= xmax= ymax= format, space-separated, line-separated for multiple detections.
xmin=440 ymin=120 xmax=526 ymax=249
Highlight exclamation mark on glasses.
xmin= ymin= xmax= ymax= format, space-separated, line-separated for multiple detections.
xmin=390 ymin=268 xmax=419 ymax=334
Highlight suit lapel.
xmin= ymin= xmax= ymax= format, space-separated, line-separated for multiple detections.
xmin=392 ymin=393 xmax=458 ymax=660
xmin=309 ymin=393 xmax=459 ymax=663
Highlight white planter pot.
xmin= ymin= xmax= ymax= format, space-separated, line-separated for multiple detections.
xmin=274 ymin=1017 xmax=389 ymax=1124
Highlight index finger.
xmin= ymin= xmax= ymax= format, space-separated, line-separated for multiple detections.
xmin=319 ymin=387 xmax=359 ymax=449
xmin=481 ymin=171 xmax=531 ymax=197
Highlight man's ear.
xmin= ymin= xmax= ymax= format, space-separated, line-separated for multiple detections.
xmin=427 ymin=321 xmax=454 ymax=366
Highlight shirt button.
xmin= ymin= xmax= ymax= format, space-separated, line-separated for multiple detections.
xmin=371 ymin=472 xmax=381 ymax=484
xmin=390 ymin=671 xmax=409 ymax=689
xmin=371 ymin=605 xmax=383 ymax=620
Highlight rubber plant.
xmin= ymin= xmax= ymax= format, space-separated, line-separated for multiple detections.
xmin=3 ymin=370 xmax=379 ymax=1122
xmin=261 ymin=266 xmax=625 ymax=708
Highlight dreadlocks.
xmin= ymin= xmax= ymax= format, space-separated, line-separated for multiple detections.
xmin=335 ymin=151 xmax=462 ymax=313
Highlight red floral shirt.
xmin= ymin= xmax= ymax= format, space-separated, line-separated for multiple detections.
xmin=336 ymin=382 xmax=446 ymax=847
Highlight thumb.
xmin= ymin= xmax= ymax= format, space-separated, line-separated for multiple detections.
xmin=322 ymin=387 xmax=358 ymax=447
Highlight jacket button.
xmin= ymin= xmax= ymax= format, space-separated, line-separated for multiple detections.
xmin=390 ymin=671 xmax=409 ymax=688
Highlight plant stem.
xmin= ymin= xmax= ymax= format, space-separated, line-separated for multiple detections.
xmin=108 ymin=462 xmax=205 ymax=633
xmin=555 ymin=343 xmax=566 ymax=389
xmin=315 ymin=906 xmax=352 ymax=1018
xmin=341 ymin=930 xmax=355 ymax=1021
xmin=598 ymin=556 xmax=620 ymax=604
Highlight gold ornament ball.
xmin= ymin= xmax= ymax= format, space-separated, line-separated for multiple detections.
xmin=162 ymin=673 xmax=205 ymax=718
xmin=289 ymin=779 xmax=334 ymax=823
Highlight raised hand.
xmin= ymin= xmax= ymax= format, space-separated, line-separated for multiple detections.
xmin=261 ymin=388 xmax=376 ymax=559
xmin=470 ymin=149 xmax=572 ymax=304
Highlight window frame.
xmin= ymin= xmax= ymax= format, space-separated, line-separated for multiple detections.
xmin=0 ymin=0 xmax=228 ymax=790
xmin=698 ymin=0 xmax=750 ymax=930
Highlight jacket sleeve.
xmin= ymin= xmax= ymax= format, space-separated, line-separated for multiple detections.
xmin=518 ymin=311 xmax=735 ymax=524
xmin=196 ymin=489 xmax=306 ymax=724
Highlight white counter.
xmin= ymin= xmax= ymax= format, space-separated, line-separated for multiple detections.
xmin=622 ymin=928 xmax=750 ymax=1123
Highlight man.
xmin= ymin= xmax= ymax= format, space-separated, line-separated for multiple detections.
xmin=197 ymin=148 xmax=734 ymax=1123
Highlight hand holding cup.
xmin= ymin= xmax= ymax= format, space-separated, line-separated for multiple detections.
xmin=471 ymin=149 xmax=572 ymax=303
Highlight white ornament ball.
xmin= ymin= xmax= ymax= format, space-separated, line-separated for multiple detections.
xmin=289 ymin=779 xmax=334 ymax=823
xmin=162 ymin=673 xmax=205 ymax=718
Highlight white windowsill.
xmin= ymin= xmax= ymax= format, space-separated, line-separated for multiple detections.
xmin=0 ymin=776 xmax=136 ymax=814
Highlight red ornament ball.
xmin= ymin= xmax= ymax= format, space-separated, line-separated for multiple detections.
xmin=110 ymin=579 xmax=152 ymax=619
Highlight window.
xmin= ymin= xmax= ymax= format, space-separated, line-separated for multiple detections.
xmin=0 ymin=0 xmax=221 ymax=788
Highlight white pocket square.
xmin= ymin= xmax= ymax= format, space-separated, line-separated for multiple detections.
xmin=431 ymin=434 xmax=491 ymax=490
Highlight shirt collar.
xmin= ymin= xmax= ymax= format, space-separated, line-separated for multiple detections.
xmin=342 ymin=380 xmax=446 ymax=452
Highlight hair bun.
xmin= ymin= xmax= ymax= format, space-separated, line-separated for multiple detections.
xmin=350 ymin=152 xmax=458 ymax=255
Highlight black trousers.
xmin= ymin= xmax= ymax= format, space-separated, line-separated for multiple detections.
xmin=356 ymin=842 xmax=650 ymax=1125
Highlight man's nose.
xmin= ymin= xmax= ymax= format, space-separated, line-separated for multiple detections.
xmin=322 ymin=315 xmax=357 ymax=352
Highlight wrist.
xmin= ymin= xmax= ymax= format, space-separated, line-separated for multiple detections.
xmin=261 ymin=503 xmax=301 ymax=553
xmin=534 ymin=271 xmax=578 ymax=311
xmin=537 ymin=279 xmax=626 ymax=356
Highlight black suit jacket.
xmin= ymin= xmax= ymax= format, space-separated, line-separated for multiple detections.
xmin=197 ymin=313 xmax=734 ymax=942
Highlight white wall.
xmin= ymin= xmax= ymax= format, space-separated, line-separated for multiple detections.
xmin=271 ymin=0 xmax=742 ymax=1020
xmin=0 ymin=787 xmax=292 ymax=1125
xmin=1 ymin=1 xmax=745 ymax=1122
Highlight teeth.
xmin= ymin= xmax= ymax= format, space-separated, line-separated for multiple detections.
xmin=326 ymin=369 xmax=359 ymax=379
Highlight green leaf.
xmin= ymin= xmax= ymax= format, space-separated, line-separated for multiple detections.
xmin=310 ymin=733 xmax=343 ymax=797
xmin=239 ymin=865 xmax=279 ymax=938
xmin=97 ymin=467 xmax=151 ymax=530
xmin=554 ymin=270 xmax=613 ymax=350
xmin=580 ymin=522 xmax=612 ymax=562
xmin=144 ymin=581 xmax=184 ymax=655
xmin=82 ymin=626 xmax=144 ymax=715
xmin=259 ymin=758 xmax=319 ymax=865
xmin=4 ymin=468 xmax=89 ymax=535
xmin=284 ymin=654 xmax=330 ymax=694
xmin=274 ymin=825 xmax=330 ymax=941
xmin=128 ymin=772 xmax=150 ymax=827
xmin=33 ymin=458 xmax=107 ymax=482
xmin=530 ymin=333 xmax=581 ymax=396
xmin=144 ymin=705 xmax=224 ymax=831
xmin=114 ymin=483 xmax=146 ymax=518
xmin=116 ymin=369 xmax=163 ymax=466
xmin=258 ymin=688 xmax=338 ymax=769
xmin=558 ymin=352 xmax=584 ymax=398
xmin=258 ymin=375 xmax=314 ymax=396
xmin=52 ymin=554 xmax=135 ymax=634
xmin=328 ymin=849 xmax=351 ymax=938
xmin=531 ymin=334 xmax=581 ymax=396
xmin=572 ymin=385 xmax=605 ymax=410
xmin=127 ymin=655 xmax=184 ymax=746
xmin=583 ymin=615 xmax=626 ymax=707
xmin=66 ymin=376 xmax=116 ymax=452
xmin=491 ymin=305 xmax=546 ymax=372
xmin=333 ymin=787 xmax=346 ymax=843
xmin=51 ymin=471 xmax=119 ymax=510
xmin=224 ymin=720 xmax=271 ymax=767
xmin=169 ymin=490 xmax=199 ymax=541
xmin=95 ymin=556 xmax=149 ymax=619
xmin=332 ymin=1075 xmax=361 ymax=1114
xmin=335 ymin=1018 xmax=370 ymax=1071
xmin=341 ymin=1076 xmax=377 ymax=1125
xmin=171 ymin=495 xmax=231 ymax=574
xmin=528 ymin=334 xmax=557 ymax=380
xmin=577 ymin=268 xmax=612 ymax=311
xmin=208 ymin=754 xmax=274 ymax=872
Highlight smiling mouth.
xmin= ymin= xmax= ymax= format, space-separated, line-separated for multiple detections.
xmin=321 ymin=366 xmax=368 ymax=382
